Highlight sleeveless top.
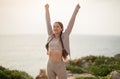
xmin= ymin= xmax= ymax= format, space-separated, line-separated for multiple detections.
xmin=48 ymin=37 xmax=62 ymax=51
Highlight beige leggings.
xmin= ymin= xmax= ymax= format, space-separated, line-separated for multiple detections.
xmin=47 ymin=60 xmax=67 ymax=79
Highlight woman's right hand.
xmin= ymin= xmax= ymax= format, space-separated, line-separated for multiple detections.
xmin=45 ymin=4 xmax=49 ymax=9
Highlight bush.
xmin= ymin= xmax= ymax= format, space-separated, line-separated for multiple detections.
xmin=81 ymin=55 xmax=97 ymax=62
xmin=66 ymin=55 xmax=120 ymax=78
xmin=88 ymin=64 xmax=112 ymax=76
xmin=66 ymin=64 xmax=84 ymax=73
xmin=93 ymin=56 xmax=118 ymax=65
xmin=109 ymin=62 xmax=120 ymax=71
xmin=0 ymin=66 xmax=33 ymax=79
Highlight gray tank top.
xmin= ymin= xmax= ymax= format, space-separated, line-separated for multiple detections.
xmin=48 ymin=37 xmax=62 ymax=51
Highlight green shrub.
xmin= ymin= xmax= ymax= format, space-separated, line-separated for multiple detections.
xmin=109 ymin=63 xmax=120 ymax=71
xmin=66 ymin=64 xmax=84 ymax=73
xmin=93 ymin=56 xmax=111 ymax=65
xmin=67 ymin=55 xmax=120 ymax=78
xmin=0 ymin=66 xmax=33 ymax=79
xmin=88 ymin=64 xmax=112 ymax=76
xmin=0 ymin=70 xmax=10 ymax=79
xmin=81 ymin=55 xmax=97 ymax=62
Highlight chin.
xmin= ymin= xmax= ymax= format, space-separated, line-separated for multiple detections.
xmin=54 ymin=32 xmax=59 ymax=34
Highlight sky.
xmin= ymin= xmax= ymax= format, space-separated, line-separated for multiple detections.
xmin=0 ymin=0 xmax=120 ymax=35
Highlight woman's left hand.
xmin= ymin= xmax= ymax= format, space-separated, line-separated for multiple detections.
xmin=76 ymin=3 xmax=80 ymax=9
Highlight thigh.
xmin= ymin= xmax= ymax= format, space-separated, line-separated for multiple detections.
xmin=47 ymin=61 xmax=56 ymax=79
xmin=56 ymin=62 xmax=67 ymax=79
xmin=47 ymin=70 xmax=56 ymax=79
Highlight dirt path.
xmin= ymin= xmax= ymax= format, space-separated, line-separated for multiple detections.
xmin=68 ymin=72 xmax=95 ymax=79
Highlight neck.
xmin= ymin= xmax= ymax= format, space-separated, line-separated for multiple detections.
xmin=54 ymin=33 xmax=60 ymax=38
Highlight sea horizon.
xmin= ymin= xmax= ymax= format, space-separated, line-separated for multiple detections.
xmin=0 ymin=34 xmax=120 ymax=78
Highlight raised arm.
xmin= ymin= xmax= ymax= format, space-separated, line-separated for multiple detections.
xmin=45 ymin=4 xmax=53 ymax=35
xmin=64 ymin=4 xmax=80 ymax=35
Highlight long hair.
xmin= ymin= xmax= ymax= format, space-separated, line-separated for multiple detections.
xmin=55 ymin=21 xmax=68 ymax=60
xmin=46 ymin=21 xmax=68 ymax=60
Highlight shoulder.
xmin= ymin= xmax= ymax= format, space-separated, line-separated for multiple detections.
xmin=47 ymin=34 xmax=54 ymax=41
xmin=62 ymin=32 xmax=69 ymax=38
xmin=61 ymin=32 xmax=69 ymax=41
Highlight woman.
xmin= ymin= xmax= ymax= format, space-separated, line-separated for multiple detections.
xmin=45 ymin=3 xmax=80 ymax=79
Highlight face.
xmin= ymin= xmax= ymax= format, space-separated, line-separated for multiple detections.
xmin=53 ymin=22 xmax=63 ymax=34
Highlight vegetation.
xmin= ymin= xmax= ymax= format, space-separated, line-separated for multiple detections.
xmin=76 ymin=77 xmax=97 ymax=79
xmin=0 ymin=66 xmax=33 ymax=79
xmin=66 ymin=55 xmax=120 ymax=79
xmin=66 ymin=64 xmax=84 ymax=73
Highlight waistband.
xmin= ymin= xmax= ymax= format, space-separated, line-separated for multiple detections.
xmin=48 ymin=59 xmax=64 ymax=64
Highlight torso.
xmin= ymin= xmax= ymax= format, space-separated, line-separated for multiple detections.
xmin=48 ymin=37 xmax=63 ymax=61
xmin=48 ymin=50 xmax=62 ymax=61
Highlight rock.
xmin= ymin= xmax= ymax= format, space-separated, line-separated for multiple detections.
xmin=114 ymin=54 xmax=120 ymax=60
xmin=36 ymin=69 xmax=48 ymax=79
xmin=79 ymin=60 xmax=90 ymax=68
xmin=110 ymin=71 xmax=120 ymax=79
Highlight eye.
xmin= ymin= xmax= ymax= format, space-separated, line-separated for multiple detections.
xmin=53 ymin=25 xmax=59 ymax=28
xmin=57 ymin=25 xmax=59 ymax=28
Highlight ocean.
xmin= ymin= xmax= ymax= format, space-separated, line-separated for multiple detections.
xmin=0 ymin=34 xmax=120 ymax=78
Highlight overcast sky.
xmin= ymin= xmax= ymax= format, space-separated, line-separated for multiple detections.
xmin=0 ymin=0 xmax=120 ymax=35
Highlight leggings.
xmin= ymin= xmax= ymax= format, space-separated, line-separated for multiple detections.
xmin=47 ymin=60 xmax=67 ymax=79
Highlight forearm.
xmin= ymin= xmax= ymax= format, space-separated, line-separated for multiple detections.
xmin=45 ymin=8 xmax=51 ymax=26
xmin=65 ymin=4 xmax=80 ymax=35
xmin=45 ymin=4 xmax=53 ymax=35
xmin=69 ymin=6 xmax=80 ymax=27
